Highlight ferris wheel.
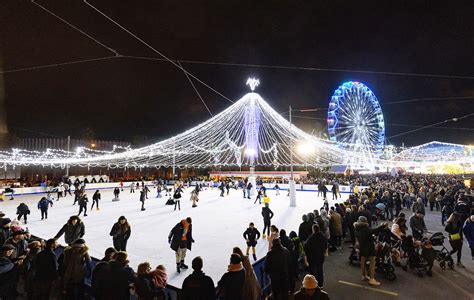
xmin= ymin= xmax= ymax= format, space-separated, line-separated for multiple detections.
xmin=327 ymin=81 xmax=385 ymax=157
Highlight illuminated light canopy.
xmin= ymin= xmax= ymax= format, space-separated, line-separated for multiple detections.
xmin=0 ymin=79 xmax=471 ymax=172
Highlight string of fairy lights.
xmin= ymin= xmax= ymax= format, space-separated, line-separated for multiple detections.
xmin=0 ymin=81 xmax=472 ymax=171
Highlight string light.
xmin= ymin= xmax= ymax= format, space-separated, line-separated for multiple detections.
xmin=0 ymin=79 xmax=471 ymax=172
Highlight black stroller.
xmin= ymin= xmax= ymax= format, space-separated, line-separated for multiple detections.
xmin=400 ymin=235 xmax=432 ymax=277
xmin=428 ymin=232 xmax=454 ymax=270
xmin=348 ymin=229 xmax=397 ymax=281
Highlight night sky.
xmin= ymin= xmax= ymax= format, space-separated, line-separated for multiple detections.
xmin=1 ymin=0 xmax=473 ymax=147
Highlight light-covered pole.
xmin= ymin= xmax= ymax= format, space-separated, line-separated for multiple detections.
xmin=289 ymin=105 xmax=296 ymax=207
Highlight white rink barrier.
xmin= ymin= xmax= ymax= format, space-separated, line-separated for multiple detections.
xmin=1 ymin=181 xmax=368 ymax=196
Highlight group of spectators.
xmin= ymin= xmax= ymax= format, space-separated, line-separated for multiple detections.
xmin=1 ymin=173 xmax=473 ymax=300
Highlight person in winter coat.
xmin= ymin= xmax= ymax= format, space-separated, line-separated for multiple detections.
xmin=103 ymin=251 xmax=135 ymax=300
xmin=168 ymin=217 xmax=194 ymax=273
xmin=412 ymin=198 xmax=425 ymax=216
xmin=61 ymin=239 xmax=91 ymax=299
xmin=32 ymin=238 xmax=59 ymax=300
xmin=354 ymin=216 xmax=388 ymax=286
xmin=182 ymin=256 xmax=216 ymax=300
xmin=110 ymin=216 xmax=131 ymax=251
xmin=77 ymin=194 xmax=88 ymax=217
xmin=190 ymin=189 xmax=199 ymax=208
xmin=91 ymin=190 xmax=101 ymax=210
xmin=261 ymin=205 xmax=274 ymax=239
xmin=463 ymin=215 xmax=474 ymax=260
xmin=243 ymin=222 xmax=261 ymax=261
xmin=16 ymin=203 xmax=30 ymax=224
xmin=0 ymin=218 xmax=12 ymax=252
xmin=217 ymin=253 xmax=246 ymax=300
xmin=173 ymin=188 xmax=183 ymax=211
xmin=91 ymin=248 xmax=117 ymax=300
xmin=409 ymin=211 xmax=427 ymax=240
xmin=246 ymin=182 xmax=253 ymax=199
xmin=304 ymin=224 xmax=328 ymax=288
xmin=0 ymin=244 xmax=20 ymax=300
xmin=264 ymin=238 xmax=291 ymax=299
xmin=293 ymin=274 xmax=330 ymax=300
xmin=38 ymin=196 xmax=53 ymax=220
xmin=54 ymin=216 xmax=85 ymax=246
xmin=23 ymin=240 xmax=42 ymax=298
xmin=135 ymin=262 xmax=160 ymax=300
xmin=298 ymin=214 xmax=313 ymax=242
xmin=280 ymin=229 xmax=296 ymax=292
xmin=329 ymin=208 xmax=343 ymax=248
xmin=268 ymin=225 xmax=279 ymax=251
xmin=113 ymin=187 xmax=120 ymax=201
xmin=139 ymin=190 xmax=146 ymax=211
xmin=445 ymin=212 xmax=464 ymax=267
xmin=5 ymin=230 xmax=29 ymax=262
xmin=233 ymin=247 xmax=261 ymax=300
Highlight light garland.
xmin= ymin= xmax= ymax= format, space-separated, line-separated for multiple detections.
xmin=0 ymin=79 xmax=472 ymax=171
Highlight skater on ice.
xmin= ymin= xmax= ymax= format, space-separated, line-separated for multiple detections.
xmin=54 ymin=216 xmax=85 ymax=246
xmin=140 ymin=190 xmax=146 ymax=211
xmin=190 ymin=189 xmax=199 ymax=208
xmin=261 ymin=204 xmax=274 ymax=239
xmin=91 ymin=190 xmax=101 ymax=210
xmin=173 ymin=187 xmax=183 ymax=211
xmin=113 ymin=187 xmax=120 ymax=201
xmin=130 ymin=182 xmax=135 ymax=193
xmin=109 ymin=216 xmax=131 ymax=251
xmin=16 ymin=203 xmax=30 ymax=224
xmin=37 ymin=196 xmax=53 ymax=220
xmin=243 ymin=222 xmax=261 ymax=261
xmin=77 ymin=193 xmax=89 ymax=217
xmin=168 ymin=217 xmax=194 ymax=273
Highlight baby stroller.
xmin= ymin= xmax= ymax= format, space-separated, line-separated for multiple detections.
xmin=400 ymin=235 xmax=431 ymax=277
xmin=348 ymin=230 xmax=397 ymax=281
xmin=428 ymin=232 xmax=454 ymax=270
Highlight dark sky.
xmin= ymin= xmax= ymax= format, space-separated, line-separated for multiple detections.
xmin=1 ymin=0 xmax=473 ymax=147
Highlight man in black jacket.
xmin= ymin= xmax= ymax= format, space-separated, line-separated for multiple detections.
xmin=298 ymin=214 xmax=313 ymax=242
xmin=262 ymin=205 xmax=274 ymax=239
xmin=32 ymin=238 xmax=58 ymax=299
xmin=304 ymin=224 xmax=328 ymax=288
xmin=182 ymin=256 xmax=215 ymax=300
xmin=264 ymin=238 xmax=291 ymax=300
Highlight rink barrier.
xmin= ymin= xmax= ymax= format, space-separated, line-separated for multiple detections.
xmin=2 ymin=181 xmax=368 ymax=197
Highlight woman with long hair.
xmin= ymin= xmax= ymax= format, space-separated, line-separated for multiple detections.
xmin=445 ymin=212 xmax=464 ymax=267
xmin=110 ymin=216 xmax=132 ymax=251
xmin=233 ymin=247 xmax=261 ymax=300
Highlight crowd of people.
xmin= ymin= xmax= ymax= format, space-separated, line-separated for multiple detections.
xmin=0 ymin=173 xmax=473 ymax=299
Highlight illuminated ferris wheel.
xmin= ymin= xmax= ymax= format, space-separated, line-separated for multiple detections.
xmin=327 ymin=81 xmax=385 ymax=158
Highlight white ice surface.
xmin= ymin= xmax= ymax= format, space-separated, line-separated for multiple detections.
xmin=0 ymin=187 xmax=342 ymax=287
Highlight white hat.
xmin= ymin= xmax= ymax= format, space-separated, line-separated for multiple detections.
xmin=302 ymin=274 xmax=318 ymax=289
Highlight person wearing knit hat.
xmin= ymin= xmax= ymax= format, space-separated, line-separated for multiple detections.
xmin=293 ymin=274 xmax=330 ymax=300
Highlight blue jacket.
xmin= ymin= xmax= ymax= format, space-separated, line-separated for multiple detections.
xmin=463 ymin=218 xmax=474 ymax=248
xmin=38 ymin=198 xmax=53 ymax=210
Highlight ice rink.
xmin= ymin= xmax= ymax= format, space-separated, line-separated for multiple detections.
xmin=0 ymin=186 xmax=343 ymax=287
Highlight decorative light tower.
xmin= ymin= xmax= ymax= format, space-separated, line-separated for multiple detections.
xmin=245 ymin=78 xmax=260 ymax=197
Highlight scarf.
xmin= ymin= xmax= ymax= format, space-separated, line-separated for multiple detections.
xmin=227 ymin=262 xmax=243 ymax=272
